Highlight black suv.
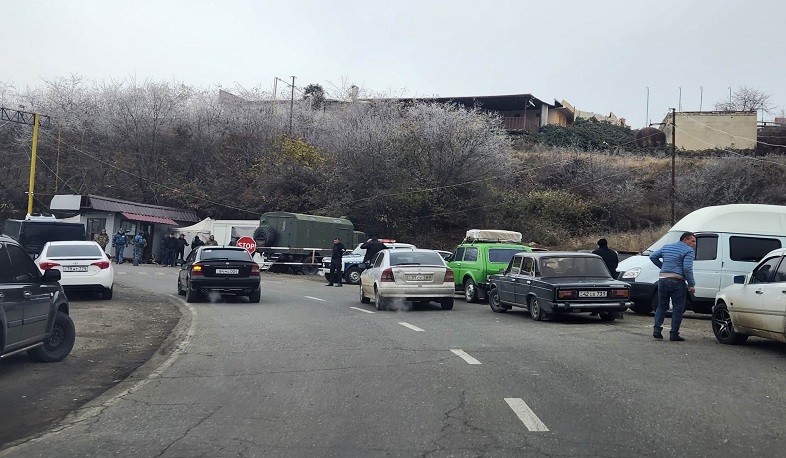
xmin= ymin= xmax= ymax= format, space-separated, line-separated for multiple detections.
xmin=177 ymin=246 xmax=262 ymax=303
xmin=0 ymin=235 xmax=75 ymax=363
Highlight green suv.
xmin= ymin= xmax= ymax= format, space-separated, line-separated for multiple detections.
xmin=448 ymin=232 xmax=532 ymax=303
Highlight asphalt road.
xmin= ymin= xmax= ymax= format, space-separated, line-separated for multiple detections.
xmin=3 ymin=265 xmax=786 ymax=457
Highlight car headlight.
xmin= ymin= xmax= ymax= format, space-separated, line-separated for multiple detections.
xmin=621 ymin=267 xmax=640 ymax=279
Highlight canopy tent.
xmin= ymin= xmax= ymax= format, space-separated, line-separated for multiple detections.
xmin=174 ymin=217 xmax=213 ymax=235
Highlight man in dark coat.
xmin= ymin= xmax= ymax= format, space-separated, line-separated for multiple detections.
xmin=175 ymin=234 xmax=190 ymax=264
xmin=361 ymin=237 xmax=387 ymax=264
xmin=327 ymin=237 xmax=345 ymax=287
xmin=163 ymin=233 xmax=179 ymax=267
xmin=592 ymin=238 xmax=619 ymax=278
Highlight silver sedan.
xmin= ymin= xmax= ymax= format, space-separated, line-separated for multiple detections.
xmin=359 ymin=248 xmax=455 ymax=311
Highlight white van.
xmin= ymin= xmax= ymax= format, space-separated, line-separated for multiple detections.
xmin=617 ymin=204 xmax=786 ymax=314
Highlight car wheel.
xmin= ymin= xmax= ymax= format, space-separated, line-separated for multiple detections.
xmin=186 ymin=282 xmax=200 ymax=303
xmin=101 ymin=286 xmax=113 ymax=300
xmin=441 ymin=297 xmax=454 ymax=310
xmin=374 ymin=287 xmax=387 ymax=311
xmin=28 ymin=312 xmax=75 ymax=363
xmin=488 ymin=289 xmax=507 ymax=313
xmin=712 ymin=302 xmax=748 ymax=345
xmin=529 ymin=297 xmax=543 ymax=321
xmin=324 ymin=274 xmax=331 ymax=282
xmin=464 ymin=278 xmax=478 ymax=303
xmin=599 ymin=312 xmax=616 ymax=322
xmin=248 ymin=289 xmax=261 ymax=303
xmin=177 ymin=279 xmax=186 ymax=296
xmin=359 ymin=284 xmax=371 ymax=304
xmin=345 ymin=267 xmax=362 ymax=285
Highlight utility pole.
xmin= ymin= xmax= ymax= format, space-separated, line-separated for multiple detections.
xmin=0 ymin=107 xmax=51 ymax=214
xmin=289 ymin=76 xmax=296 ymax=135
xmin=671 ymin=108 xmax=676 ymax=226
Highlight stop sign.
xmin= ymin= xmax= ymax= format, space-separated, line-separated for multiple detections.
xmin=236 ymin=236 xmax=256 ymax=254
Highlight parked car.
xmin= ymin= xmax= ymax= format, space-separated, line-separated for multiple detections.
xmin=713 ymin=248 xmax=786 ymax=345
xmin=447 ymin=229 xmax=533 ymax=303
xmin=488 ymin=251 xmax=633 ymax=322
xmin=0 ymin=235 xmax=75 ymax=363
xmin=35 ymin=241 xmax=114 ymax=300
xmin=319 ymin=240 xmax=416 ymax=285
xmin=359 ymin=248 xmax=455 ymax=311
xmin=178 ymin=246 xmax=261 ymax=303
xmin=2 ymin=214 xmax=86 ymax=257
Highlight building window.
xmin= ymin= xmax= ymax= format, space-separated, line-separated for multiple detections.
xmin=87 ymin=218 xmax=106 ymax=241
xmin=119 ymin=220 xmax=137 ymax=235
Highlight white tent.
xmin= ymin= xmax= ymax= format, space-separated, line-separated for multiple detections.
xmin=174 ymin=217 xmax=213 ymax=235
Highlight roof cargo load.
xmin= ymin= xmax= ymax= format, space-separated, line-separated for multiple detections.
xmin=464 ymin=229 xmax=522 ymax=244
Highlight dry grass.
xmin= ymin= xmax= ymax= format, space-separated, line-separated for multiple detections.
xmin=550 ymin=225 xmax=671 ymax=253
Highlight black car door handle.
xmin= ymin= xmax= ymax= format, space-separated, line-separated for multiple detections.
xmin=23 ymin=290 xmax=32 ymax=298
xmin=755 ymin=290 xmax=764 ymax=295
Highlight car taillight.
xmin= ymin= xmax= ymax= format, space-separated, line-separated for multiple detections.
xmin=381 ymin=268 xmax=395 ymax=282
xmin=192 ymin=263 xmax=204 ymax=275
xmin=250 ymin=264 xmax=260 ymax=276
xmin=39 ymin=261 xmax=61 ymax=270
xmin=91 ymin=260 xmax=110 ymax=269
xmin=557 ymin=289 xmax=577 ymax=300
xmin=445 ymin=268 xmax=454 ymax=283
xmin=611 ymin=289 xmax=629 ymax=299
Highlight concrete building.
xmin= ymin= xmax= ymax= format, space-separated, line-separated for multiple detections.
xmin=661 ymin=111 xmax=757 ymax=150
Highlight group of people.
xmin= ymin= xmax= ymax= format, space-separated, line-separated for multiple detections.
xmin=594 ymin=233 xmax=696 ymax=342
xmin=95 ymin=228 xmax=218 ymax=267
xmin=326 ymin=237 xmax=387 ymax=287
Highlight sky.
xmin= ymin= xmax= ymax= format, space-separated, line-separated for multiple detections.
xmin=2 ymin=0 xmax=785 ymax=128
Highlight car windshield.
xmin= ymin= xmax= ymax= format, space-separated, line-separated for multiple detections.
xmin=46 ymin=244 xmax=103 ymax=257
xmin=201 ymin=249 xmax=252 ymax=262
xmin=389 ymin=251 xmax=444 ymax=266
xmin=540 ymin=256 xmax=611 ymax=277
xmin=488 ymin=248 xmax=527 ymax=264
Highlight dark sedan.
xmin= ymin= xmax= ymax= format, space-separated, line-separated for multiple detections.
xmin=488 ymin=251 xmax=632 ymax=321
xmin=177 ymin=246 xmax=261 ymax=303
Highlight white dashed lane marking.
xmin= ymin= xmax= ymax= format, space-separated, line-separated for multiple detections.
xmin=305 ymin=296 xmax=326 ymax=302
xmin=349 ymin=307 xmax=375 ymax=314
xmin=398 ymin=322 xmax=425 ymax=332
xmin=450 ymin=349 xmax=481 ymax=365
xmin=504 ymin=398 xmax=549 ymax=432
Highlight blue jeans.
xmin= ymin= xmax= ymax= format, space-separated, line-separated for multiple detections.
xmin=115 ymin=245 xmax=126 ymax=264
xmin=654 ymin=277 xmax=687 ymax=336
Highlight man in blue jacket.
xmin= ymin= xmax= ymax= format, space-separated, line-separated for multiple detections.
xmin=649 ymin=232 xmax=697 ymax=341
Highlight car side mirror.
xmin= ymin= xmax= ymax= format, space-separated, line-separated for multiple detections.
xmin=733 ymin=274 xmax=746 ymax=284
xmin=42 ymin=269 xmax=61 ymax=283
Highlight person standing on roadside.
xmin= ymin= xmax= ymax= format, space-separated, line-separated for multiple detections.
xmin=112 ymin=230 xmax=128 ymax=264
xmin=163 ymin=233 xmax=179 ymax=267
xmin=649 ymin=231 xmax=697 ymax=342
xmin=132 ymin=231 xmax=147 ymax=266
xmin=175 ymin=234 xmax=189 ymax=264
xmin=95 ymin=228 xmax=110 ymax=253
xmin=327 ymin=237 xmax=345 ymax=287
xmin=592 ymin=238 xmax=619 ymax=278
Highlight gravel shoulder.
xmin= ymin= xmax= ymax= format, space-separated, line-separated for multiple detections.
xmin=0 ymin=284 xmax=181 ymax=447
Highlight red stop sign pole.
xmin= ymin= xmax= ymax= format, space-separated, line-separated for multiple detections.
xmin=236 ymin=236 xmax=256 ymax=254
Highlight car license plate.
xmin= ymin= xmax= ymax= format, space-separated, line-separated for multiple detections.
xmin=216 ymin=268 xmax=239 ymax=275
xmin=579 ymin=291 xmax=607 ymax=298
xmin=63 ymin=266 xmax=88 ymax=272
xmin=406 ymin=274 xmax=432 ymax=281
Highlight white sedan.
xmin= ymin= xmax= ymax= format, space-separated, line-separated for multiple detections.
xmin=359 ymin=248 xmax=455 ymax=311
xmin=713 ymin=247 xmax=786 ymax=345
xmin=36 ymin=241 xmax=114 ymax=300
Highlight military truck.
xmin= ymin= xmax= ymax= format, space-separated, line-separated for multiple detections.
xmin=253 ymin=212 xmax=365 ymax=274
